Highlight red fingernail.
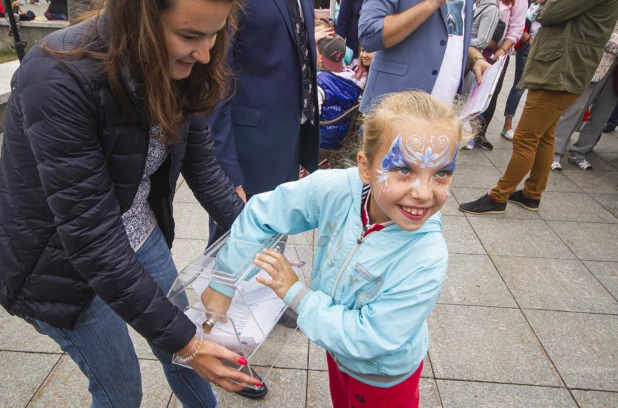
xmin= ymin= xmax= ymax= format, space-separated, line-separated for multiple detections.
xmin=254 ymin=382 xmax=263 ymax=387
xmin=238 ymin=357 xmax=247 ymax=365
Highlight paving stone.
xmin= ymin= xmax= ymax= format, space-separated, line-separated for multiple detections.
xmin=440 ymin=193 xmax=465 ymax=217
xmin=428 ymin=305 xmax=561 ymax=386
xmin=439 ymin=254 xmax=517 ymax=307
xmin=572 ymin=390 xmax=618 ymax=407
xmin=548 ymin=221 xmax=618 ymax=262
xmin=591 ymin=133 xmax=618 ymax=153
xmin=28 ymin=355 xmax=91 ymax=407
xmin=562 ymin=170 xmax=618 ymax=194
xmin=590 ymin=193 xmax=618 ymax=219
xmin=592 ymin=152 xmax=618 ymax=170
xmin=0 ymin=351 xmax=60 ymax=407
xmin=173 ymin=203 xmax=211 ymax=240
xmin=173 ymin=180 xmax=198 ymax=204
xmin=452 ymin=187 xmax=541 ymax=220
xmin=583 ymin=261 xmax=618 ymax=300
xmin=308 ymin=341 xmax=328 ymax=371
xmin=441 ymin=216 xmax=486 ymax=255
xmin=455 ymin=148 xmax=495 ymax=167
xmin=287 ymin=230 xmax=314 ymax=246
xmin=451 ymin=166 xmax=504 ymax=189
xmin=524 ymin=310 xmax=618 ymax=391
xmin=211 ymin=368 xmax=307 ymax=408
xmin=421 ymin=378 xmax=442 ymax=408
xmin=422 ymin=354 xmax=434 ymax=379
xmin=139 ymin=359 xmax=173 ymax=407
xmin=28 ymin=356 xmax=172 ymax=407
xmin=437 ymin=380 xmax=576 ymax=408
xmin=171 ymin=238 xmax=209 ymax=272
xmin=483 ymin=148 xmax=514 ymax=169
xmin=0 ymin=308 xmax=61 ymax=354
xmin=129 ymin=326 xmax=157 ymax=360
xmin=544 ymin=171 xmax=586 ymax=193
xmin=537 ymin=192 xmax=617 ymax=223
xmin=493 ymin=256 xmax=618 ymax=313
xmin=306 ymin=370 xmax=331 ymax=408
xmin=467 ymin=218 xmax=575 ymax=259
xmin=250 ymin=326 xmax=308 ymax=370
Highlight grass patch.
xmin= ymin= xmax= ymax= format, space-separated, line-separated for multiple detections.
xmin=0 ymin=50 xmax=19 ymax=64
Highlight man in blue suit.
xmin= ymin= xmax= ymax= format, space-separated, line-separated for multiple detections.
xmin=359 ymin=0 xmax=475 ymax=112
xmin=208 ymin=0 xmax=320 ymax=229
xmin=205 ymin=1 xmax=320 ymax=398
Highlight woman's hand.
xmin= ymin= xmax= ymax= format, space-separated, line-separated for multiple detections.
xmin=472 ymin=57 xmax=492 ymax=84
xmin=200 ymin=287 xmax=233 ymax=333
xmin=490 ymin=48 xmax=506 ymax=63
xmin=178 ymin=338 xmax=262 ymax=392
xmin=254 ymin=248 xmax=300 ymax=299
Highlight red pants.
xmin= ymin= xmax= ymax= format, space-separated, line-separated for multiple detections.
xmin=327 ymin=353 xmax=423 ymax=408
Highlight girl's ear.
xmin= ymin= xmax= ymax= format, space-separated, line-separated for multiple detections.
xmin=357 ymin=152 xmax=372 ymax=185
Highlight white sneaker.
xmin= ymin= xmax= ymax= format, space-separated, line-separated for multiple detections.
xmin=464 ymin=139 xmax=475 ymax=150
xmin=551 ymin=161 xmax=562 ymax=172
xmin=501 ymin=129 xmax=514 ymax=140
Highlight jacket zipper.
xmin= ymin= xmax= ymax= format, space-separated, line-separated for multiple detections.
xmin=330 ymin=225 xmax=370 ymax=299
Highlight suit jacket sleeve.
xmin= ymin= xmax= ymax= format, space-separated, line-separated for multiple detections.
xmin=335 ymin=0 xmax=353 ymax=39
xmin=358 ymin=0 xmax=400 ymax=52
xmin=206 ymin=94 xmax=245 ymax=188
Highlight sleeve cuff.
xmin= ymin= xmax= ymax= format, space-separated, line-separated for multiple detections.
xmin=283 ymin=281 xmax=312 ymax=312
xmin=208 ymin=281 xmax=236 ymax=298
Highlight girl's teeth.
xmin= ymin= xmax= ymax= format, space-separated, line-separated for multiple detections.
xmin=403 ymin=207 xmax=425 ymax=215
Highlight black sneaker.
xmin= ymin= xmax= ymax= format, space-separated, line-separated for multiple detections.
xmin=603 ymin=124 xmax=616 ymax=133
xmin=474 ymin=135 xmax=494 ymax=151
xmin=459 ymin=194 xmax=506 ymax=214
xmin=507 ymin=190 xmax=540 ymax=211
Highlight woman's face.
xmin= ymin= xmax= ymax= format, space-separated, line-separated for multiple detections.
xmin=161 ymin=0 xmax=232 ymax=80
xmin=360 ymin=48 xmax=374 ymax=67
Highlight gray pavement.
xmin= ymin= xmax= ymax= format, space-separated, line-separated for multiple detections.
xmin=1 ymin=61 xmax=618 ymax=407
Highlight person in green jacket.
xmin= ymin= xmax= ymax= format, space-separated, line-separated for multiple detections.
xmin=459 ymin=0 xmax=618 ymax=215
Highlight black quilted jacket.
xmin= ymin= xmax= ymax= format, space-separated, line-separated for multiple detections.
xmin=0 ymin=16 xmax=244 ymax=354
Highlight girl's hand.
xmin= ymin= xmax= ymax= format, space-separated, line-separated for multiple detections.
xmin=200 ymin=287 xmax=233 ymax=333
xmin=254 ymin=248 xmax=300 ymax=299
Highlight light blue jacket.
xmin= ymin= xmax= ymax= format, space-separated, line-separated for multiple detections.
xmin=217 ymin=168 xmax=448 ymax=387
xmin=358 ymin=0 xmax=474 ymax=113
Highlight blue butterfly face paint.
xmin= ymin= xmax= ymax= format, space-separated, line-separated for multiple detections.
xmin=368 ymin=126 xmax=459 ymax=231
xmin=375 ymin=133 xmax=458 ymax=198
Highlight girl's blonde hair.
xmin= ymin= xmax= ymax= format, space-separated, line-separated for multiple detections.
xmin=362 ymin=91 xmax=466 ymax=162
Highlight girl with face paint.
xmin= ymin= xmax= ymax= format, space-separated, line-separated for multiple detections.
xmin=207 ymin=91 xmax=467 ymax=407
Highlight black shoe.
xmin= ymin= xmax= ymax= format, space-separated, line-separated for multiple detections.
xmin=277 ymin=307 xmax=298 ymax=328
xmin=507 ymin=190 xmax=540 ymax=211
xmin=459 ymin=194 xmax=506 ymax=214
xmin=603 ymin=124 xmax=616 ymax=133
xmin=474 ymin=135 xmax=494 ymax=151
xmin=235 ymin=367 xmax=268 ymax=399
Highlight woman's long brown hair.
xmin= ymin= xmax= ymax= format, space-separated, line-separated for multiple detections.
xmin=46 ymin=0 xmax=242 ymax=144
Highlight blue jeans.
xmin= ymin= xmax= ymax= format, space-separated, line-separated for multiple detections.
xmin=504 ymin=43 xmax=531 ymax=118
xmin=36 ymin=226 xmax=217 ymax=408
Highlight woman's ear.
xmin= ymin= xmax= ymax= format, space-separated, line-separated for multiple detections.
xmin=357 ymin=152 xmax=372 ymax=185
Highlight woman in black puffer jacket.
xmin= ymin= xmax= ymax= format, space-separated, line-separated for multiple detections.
xmin=0 ymin=0 xmax=259 ymax=405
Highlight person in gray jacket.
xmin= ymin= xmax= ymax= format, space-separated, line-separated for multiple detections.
xmin=471 ymin=0 xmax=499 ymax=50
